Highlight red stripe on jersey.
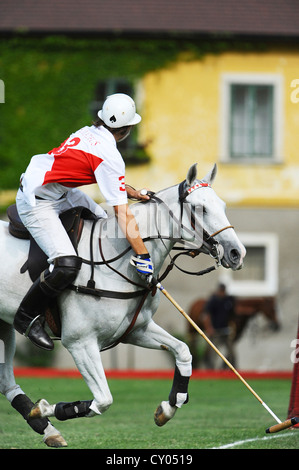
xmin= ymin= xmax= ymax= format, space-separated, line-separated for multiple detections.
xmin=43 ymin=148 xmax=103 ymax=188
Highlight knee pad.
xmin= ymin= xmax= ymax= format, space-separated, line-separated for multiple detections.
xmin=40 ymin=256 xmax=82 ymax=297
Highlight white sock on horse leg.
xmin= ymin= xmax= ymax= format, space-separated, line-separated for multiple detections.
xmin=89 ymin=399 xmax=102 ymax=415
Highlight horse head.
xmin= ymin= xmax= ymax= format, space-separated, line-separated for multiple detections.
xmin=180 ymin=163 xmax=246 ymax=271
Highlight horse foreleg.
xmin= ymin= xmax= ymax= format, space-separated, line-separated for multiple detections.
xmin=29 ymin=336 xmax=113 ymax=422
xmin=125 ymin=319 xmax=192 ymax=426
xmin=154 ymin=360 xmax=192 ymax=426
xmin=66 ymin=338 xmax=113 ymax=416
xmin=29 ymin=397 xmax=95 ymax=420
xmin=154 ymin=364 xmax=191 ymax=427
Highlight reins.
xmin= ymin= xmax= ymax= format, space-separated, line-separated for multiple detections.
xmin=73 ymin=179 xmax=233 ymax=296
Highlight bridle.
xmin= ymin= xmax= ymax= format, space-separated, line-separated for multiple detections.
xmin=69 ymin=179 xmax=234 ymax=351
xmin=144 ymin=179 xmax=234 ymax=280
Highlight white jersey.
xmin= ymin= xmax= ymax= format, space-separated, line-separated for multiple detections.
xmin=20 ymin=125 xmax=128 ymax=207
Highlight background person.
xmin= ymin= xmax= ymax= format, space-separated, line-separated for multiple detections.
xmin=202 ymin=283 xmax=236 ymax=369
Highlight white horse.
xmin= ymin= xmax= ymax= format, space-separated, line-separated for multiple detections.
xmin=0 ymin=163 xmax=245 ymax=447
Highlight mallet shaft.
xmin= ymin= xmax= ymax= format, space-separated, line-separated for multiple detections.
xmin=156 ymin=282 xmax=281 ymax=424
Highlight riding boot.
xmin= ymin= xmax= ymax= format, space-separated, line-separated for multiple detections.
xmin=14 ymin=255 xmax=82 ymax=351
xmin=13 ymin=277 xmax=54 ymax=351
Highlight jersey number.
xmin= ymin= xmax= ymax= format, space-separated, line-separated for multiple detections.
xmin=119 ymin=176 xmax=126 ymax=191
xmin=50 ymin=137 xmax=81 ymax=156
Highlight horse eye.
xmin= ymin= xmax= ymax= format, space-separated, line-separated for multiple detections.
xmin=203 ymin=207 xmax=207 ymax=214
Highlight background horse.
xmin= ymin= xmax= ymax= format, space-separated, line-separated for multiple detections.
xmin=0 ymin=163 xmax=246 ymax=447
xmin=188 ymin=295 xmax=280 ymax=368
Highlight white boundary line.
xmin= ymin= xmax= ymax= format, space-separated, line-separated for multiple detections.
xmin=211 ymin=432 xmax=294 ymax=449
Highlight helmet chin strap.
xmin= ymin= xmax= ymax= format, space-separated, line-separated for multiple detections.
xmin=117 ymin=128 xmax=131 ymax=142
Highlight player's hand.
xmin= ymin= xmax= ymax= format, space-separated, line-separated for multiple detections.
xmin=126 ymin=185 xmax=151 ymax=201
xmin=130 ymin=253 xmax=154 ymax=284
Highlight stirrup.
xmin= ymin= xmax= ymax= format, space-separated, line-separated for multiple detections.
xmin=16 ymin=312 xmax=54 ymax=351
xmin=24 ymin=314 xmax=42 ymax=337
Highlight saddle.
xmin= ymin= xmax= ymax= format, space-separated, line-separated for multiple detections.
xmin=7 ymin=204 xmax=98 ymax=337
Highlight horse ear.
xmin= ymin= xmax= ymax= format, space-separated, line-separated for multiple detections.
xmin=202 ymin=163 xmax=217 ymax=185
xmin=186 ymin=163 xmax=198 ymax=186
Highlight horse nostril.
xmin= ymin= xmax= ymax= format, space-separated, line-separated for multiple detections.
xmin=230 ymin=249 xmax=240 ymax=264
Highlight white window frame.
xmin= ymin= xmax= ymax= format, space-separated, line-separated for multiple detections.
xmin=220 ymin=73 xmax=284 ymax=163
xmin=220 ymin=232 xmax=279 ymax=296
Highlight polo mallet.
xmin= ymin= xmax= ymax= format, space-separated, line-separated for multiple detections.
xmin=153 ymin=279 xmax=298 ymax=434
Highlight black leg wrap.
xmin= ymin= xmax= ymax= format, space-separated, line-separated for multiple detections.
xmin=11 ymin=394 xmax=50 ymax=435
xmin=168 ymin=366 xmax=190 ymax=407
xmin=54 ymin=400 xmax=93 ymax=421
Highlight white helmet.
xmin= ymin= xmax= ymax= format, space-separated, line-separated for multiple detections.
xmin=98 ymin=93 xmax=141 ymax=128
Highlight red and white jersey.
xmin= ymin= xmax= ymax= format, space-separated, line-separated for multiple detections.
xmin=21 ymin=125 xmax=128 ymax=207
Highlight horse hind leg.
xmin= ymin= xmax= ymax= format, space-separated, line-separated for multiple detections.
xmin=11 ymin=394 xmax=67 ymax=447
xmin=28 ymin=338 xmax=113 ymax=423
xmin=0 ymin=320 xmax=66 ymax=448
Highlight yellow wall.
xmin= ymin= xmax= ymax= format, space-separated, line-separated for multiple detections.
xmin=126 ymin=50 xmax=299 ymax=207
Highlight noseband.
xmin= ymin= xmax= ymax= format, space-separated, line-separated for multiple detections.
xmin=208 ymin=225 xmax=234 ymax=239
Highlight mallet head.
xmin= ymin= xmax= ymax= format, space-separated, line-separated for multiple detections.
xmin=266 ymin=416 xmax=299 ymax=433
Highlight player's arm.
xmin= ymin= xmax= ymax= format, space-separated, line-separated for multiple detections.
xmin=114 ymin=203 xmax=147 ymax=255
xmin=114 ymin=204 xmax=153 ymax=282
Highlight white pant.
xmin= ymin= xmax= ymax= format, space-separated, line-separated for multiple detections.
xmin=16 ymin=188 xmax=105 ymax=264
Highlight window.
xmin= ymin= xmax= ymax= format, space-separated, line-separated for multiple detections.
xmin=220 ymin=74 xmax=283 ymax=163
xmin=90 ymin=78 xmax=150 ymax=165
xmin=220 ymin=233 xmax=279 ymax=296
xmin=90 ymin=78 xmax=133 ymax=119
xmin=230 ymin=85 xmax=273 ymax=158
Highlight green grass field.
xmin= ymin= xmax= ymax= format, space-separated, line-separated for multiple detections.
xmin=0 ymin=376 xmax=298 ymax=450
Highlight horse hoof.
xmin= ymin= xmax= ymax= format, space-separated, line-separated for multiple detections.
xmin=28 ymin=398 xmax=54 ymax=419
xmin=44 ymin=433 xmax=68 ymax=448
xmin=154 ymin=401 xmax=177 ymax=427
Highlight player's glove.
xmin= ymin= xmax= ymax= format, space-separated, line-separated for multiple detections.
xmin=130 ymin=253 xmax=154 ymax=284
